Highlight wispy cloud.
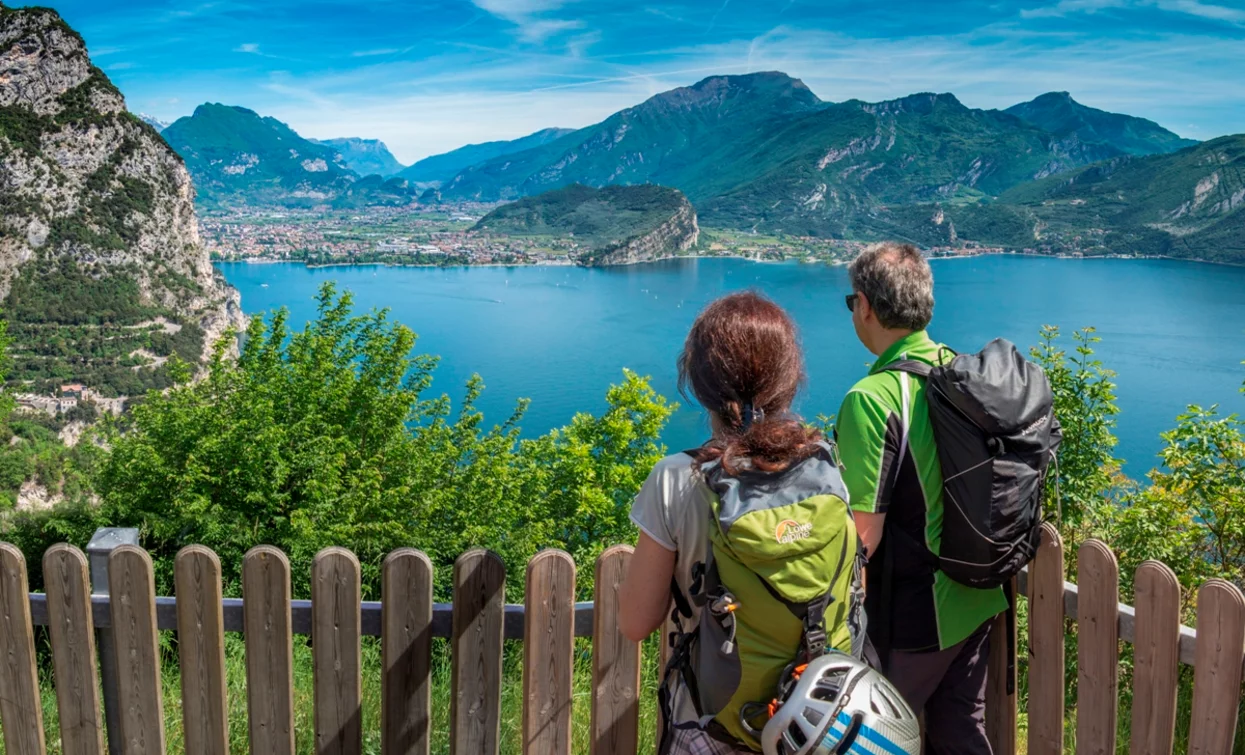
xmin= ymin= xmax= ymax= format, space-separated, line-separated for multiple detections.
xmin=1021 ymin=0 xmax=1127 ymax=19
xmin=1155 ymin=0 xmax=1245 ymax=23
xmin=1022 ymin=0 xmax=1245 ymax=23
xmin=351 ymin=48 xmax=406 ymax=57
xmin=471 ymin=0 xmax=584 ymax=42
xmin=233 ymin=42 xmax=261 ymax=54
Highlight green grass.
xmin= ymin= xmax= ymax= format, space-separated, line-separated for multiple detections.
xmin=4 ymin=633 xmax=663 ymax=755
xmin=5 ymin=615 xmax=1242 ymax=753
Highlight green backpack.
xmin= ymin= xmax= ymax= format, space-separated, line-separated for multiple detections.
xmin=660 ymin=441 xmax=867 ymax=752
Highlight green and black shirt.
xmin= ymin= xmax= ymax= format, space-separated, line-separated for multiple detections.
xmin=835 ymin=330 xmax=1006 ymax=652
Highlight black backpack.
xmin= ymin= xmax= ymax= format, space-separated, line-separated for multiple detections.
xmin=883 ymin=338 xmax=1062 ymax=590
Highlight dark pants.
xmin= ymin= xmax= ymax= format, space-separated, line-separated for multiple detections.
xmin=888 ymin=621 xmax=993 ymax=755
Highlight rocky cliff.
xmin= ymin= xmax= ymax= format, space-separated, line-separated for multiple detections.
xmin=587 ymin=200 xmax=699 ymax=266
xmin=0 ymin=5 xmax=243 ymax=394
xmin=473 ymin=183 xmax=699 ymax=265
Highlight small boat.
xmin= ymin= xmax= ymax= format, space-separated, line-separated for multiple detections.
xmin=260 ymin=283 xmax=269 ymax=288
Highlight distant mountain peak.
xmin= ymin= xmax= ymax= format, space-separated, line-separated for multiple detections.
xmin=1006 ymin=93 xmax=1197 ymax=156
xmin=862 ymin=92 xmax=965 ymax=116
xmin=311 ymin=137 xmax=406 ymax=177
xmin=136 ymin=113 xmax=169 ymax=132
xmin=651 ymin=71 xmax=822 ymax=112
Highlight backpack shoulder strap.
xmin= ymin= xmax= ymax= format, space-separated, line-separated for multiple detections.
xmin=881 ymin=359 xmax=934 ymax=378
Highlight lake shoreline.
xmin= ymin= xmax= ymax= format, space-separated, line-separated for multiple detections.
xmin=223 ymin=248 xmax=1244 ymax=272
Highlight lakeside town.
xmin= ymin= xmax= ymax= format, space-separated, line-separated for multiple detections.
xmin=199 ymin=204 xmax=1011 ymax=267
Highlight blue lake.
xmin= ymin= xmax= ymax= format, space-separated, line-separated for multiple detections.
xmin=216 ymin=256 xmax=1245 ymax=478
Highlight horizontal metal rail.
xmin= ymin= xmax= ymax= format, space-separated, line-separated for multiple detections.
xmin=24 ymin=567 xmax=1208 ymax=666
xmin=28 ymin=594 xmax=597 ymax=640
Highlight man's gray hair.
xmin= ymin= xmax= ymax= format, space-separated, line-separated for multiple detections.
xmin=848 ymin=242 xmax=934 ymax=331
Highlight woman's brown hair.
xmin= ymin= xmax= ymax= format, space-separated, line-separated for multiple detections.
xmin=678 ymin=291 xmax=821 ymax=475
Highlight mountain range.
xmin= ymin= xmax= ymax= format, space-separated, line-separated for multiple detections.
xmin=18 ymin=12 xmax=1238 ymax=265
xmin=158 ymin=105 xmax=577 ymax=208
xmin=398 ymin=127 xmax=574 ymax=185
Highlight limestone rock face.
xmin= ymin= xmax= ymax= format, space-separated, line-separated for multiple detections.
xmin=588 ymin=200 xmax=700 ymax=266
xmin=0 ymin=5 xmax=244 ymax=384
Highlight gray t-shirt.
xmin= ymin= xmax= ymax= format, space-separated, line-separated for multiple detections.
xmin=629 ymin=452 xmax=712 ymax=725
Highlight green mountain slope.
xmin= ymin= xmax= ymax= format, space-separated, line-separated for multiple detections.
xmin=698 ymin=92 xmax=1096 ymax=236
xmin=474 ymin=184 xmax=699 ymax=265
xmin=162 ymin=104 xmax=356 ymax=207
xmin=311 ymin=137 xmax=405 ymax=176
xmin=1005 ymin=92 xmax=1198 ymax=157
xmin=440 ymin=72 xmax=825 ymax=202
xmin=991 ymin=134 xmax=1245 ymax=261
xmin=0 ymin=6 xmax=242 ymax=395
xmin=399 ymin=127 xmax=574 ymax=185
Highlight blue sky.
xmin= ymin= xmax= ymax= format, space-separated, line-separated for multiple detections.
xmin=19 ymin=0 xmax=1245 ymax=163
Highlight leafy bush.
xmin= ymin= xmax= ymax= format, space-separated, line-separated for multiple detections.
xmin=86 ymin=283 xmax=673 ymax=599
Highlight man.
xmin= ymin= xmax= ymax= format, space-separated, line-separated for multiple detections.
xmin=835 ymin=242 xmax=1006 ymax=755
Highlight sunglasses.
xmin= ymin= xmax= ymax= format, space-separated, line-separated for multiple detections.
xmin=845 ymin=293 xmax=860 ymax=313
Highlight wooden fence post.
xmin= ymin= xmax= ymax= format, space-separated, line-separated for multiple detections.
xmin=450 ymin=549 xmax=505 ymax=755
xmin=590 ymin=546 xmax=640 ymax=755
xmin=985 ymin=578 xmax=1018 ymax=755
xmin=243 ymin=546 xmax=296 ymax=755
xmin=1129 ymin=561 xmax=1181 ymax=755
xmin=109 ymin=544 xmax=166 ymax=755
xmin=1076 ymin=539 xmax=1119 ymax=755
xmin=312 ymin=548 xmax=363 ymax=755
xmin=1187 ymin=579 xmax=1245 ymax=755
xmin=44 ymin=544 xmax=104 ymax=755
xmin=382 ymin=549 xmax=434 ymax=755
xmin=175 ymin=546 xmax=229 ymax=755
xmin=0 ymin=543 xmax=47 ymax=755
xmin=1027 ymin=523 xmax=1065 ymax=755
xmin=523 ymin=550 xmax=575 ymax=755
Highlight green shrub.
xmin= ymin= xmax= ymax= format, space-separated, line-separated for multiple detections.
xmin=86 ymin=283 xmax=673 ymax=599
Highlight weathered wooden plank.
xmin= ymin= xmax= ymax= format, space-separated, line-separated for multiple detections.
xmin=657 ymin=614 xmax=675 ymax=754
xmin=450 ymin=549 xmax=505 ymax=755
xmin=590 ymin=546 xmax=640 ymax=755
xmin=243 ymin=546 xmax=296 ymax=755
xmin=175 ymin=546 xmax=229 ymax=755
xmin=985 ymin=581 xmax=1017 ymax=755
xmin=1188 ymin=579 xmax=1245 ymax=755
xmin=522 ymin=550 xmax=575 ymax=755
xmin=109 ymin=545 xmax=166 ymax=755
xmin=382 ymin=549 xmax=433 ymax=755
xmin=0 ymin=543 xmax=47 ymax=755
xmin=312 ymin=548 xmax=363 ymax=755
xmin=1129 ymin=561 xmax=1181 ymax=755
xmin=1026 ymin=524 xmax=1064 ymax=755
xmin=1076 ymin=539 xmax=1119 ymax=755
xmin=43 ymin=544 xmax=104 ymax=755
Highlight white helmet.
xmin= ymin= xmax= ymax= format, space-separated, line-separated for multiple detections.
xmin=760 ymin=652 xmax=920 ymax=755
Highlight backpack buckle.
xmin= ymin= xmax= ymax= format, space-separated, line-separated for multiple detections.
xmin=802 ymin=626 xmax=827 ymax=660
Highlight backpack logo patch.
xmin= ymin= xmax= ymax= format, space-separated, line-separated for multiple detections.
xmin=775 ymin=519 xmax=813 ymax=544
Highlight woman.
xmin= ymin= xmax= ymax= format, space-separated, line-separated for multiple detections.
xmin=620 ymin=291 xmax=862 ymax=755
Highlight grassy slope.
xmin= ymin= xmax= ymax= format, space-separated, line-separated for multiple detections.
xmin=5 ymin=637 xmax=664 ymax=755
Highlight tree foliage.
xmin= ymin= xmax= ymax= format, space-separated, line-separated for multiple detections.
xmin=87 ymin=283 xmax=673 ymax=599
xmin=1034 ymin=325 xmax=1244 ymax=618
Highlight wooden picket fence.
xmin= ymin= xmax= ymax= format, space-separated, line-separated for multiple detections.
xmin=0 ymin=521 xmax=1243 ymax=755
